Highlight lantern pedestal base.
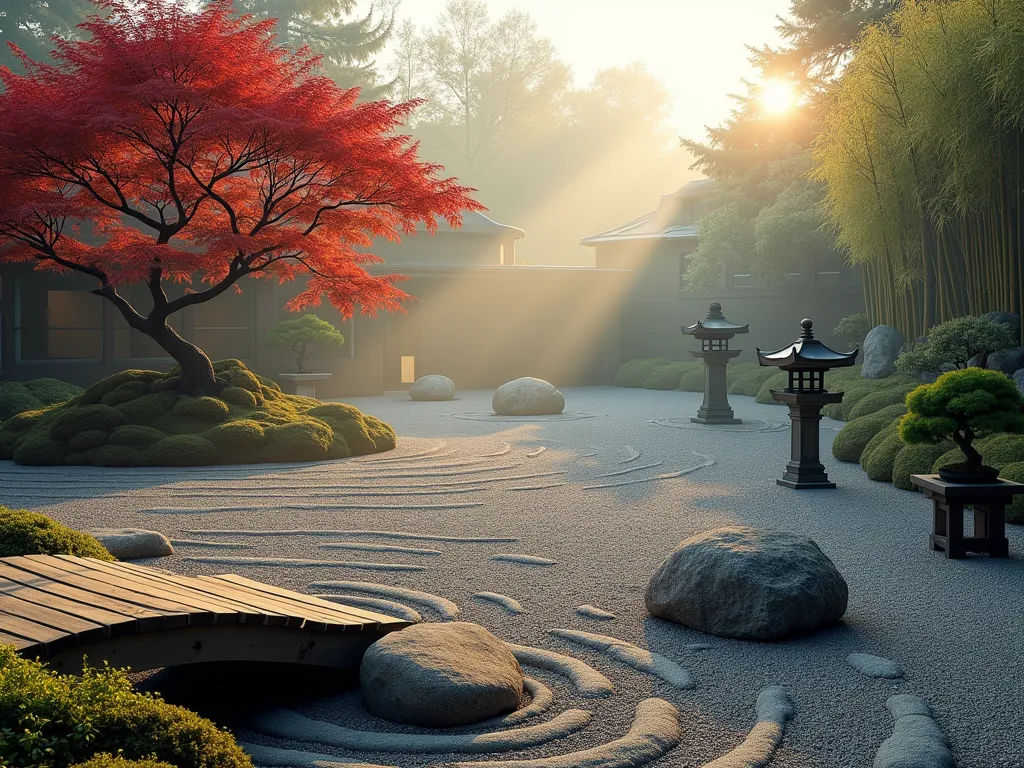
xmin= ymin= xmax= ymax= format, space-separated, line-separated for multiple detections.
xmin=691 ymin=413 xmax=742 ymax=425
xmin=771 ymin=389 xmax=843 ymax=490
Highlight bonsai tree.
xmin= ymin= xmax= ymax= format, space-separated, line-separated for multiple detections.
xmin=833 ymin=313 xmax=870 ymax=351
xmin=268 ymin=314 xmax=345 ymax=373
xmin=900 ymin=368 xmax=1024 ymax=479
xmin=895 ymin=316 xmax=1015 ymax=373
xmin=0 ymin=0 xmax=480 ymax=396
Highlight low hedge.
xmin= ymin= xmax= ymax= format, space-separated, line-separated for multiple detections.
xmin=0 ymin=507 xmax=114 ymax=560
xmin=892 ymin=443 xmax=954 ymax=491
xmin=755 ymin=372 xmax=789 ymax=404
xmin=0 ymin=646 xmax=251 ymax=767
xmin=861 ymin=420 xmax=900 ymax=471
xmin=614 ymin=358 xmax=672 ymax=387
xmin=72 ymin=757 xmax=176 ymax=768
xmin=678 ymin=364 xmax=706 ymax=392
xmin=831 ymin=404 xmax=907 ymax=463
xmin=726 ymin=362 xmax=760 ymax=387
xmin=845 ymin=384 xmax=919 ymax=421
xmin=0 ymin=360 xmax=394 ymax=466
xmin=0 ymin=378 xmax=83 ymax=423
xmin=643 ymin=362 xmax=696 ymax=390
xmin=863 ymin=429 xmax=906 ymax=482
xmin=727 ymin=367 xmax=778 ymax=397
xmin=998 ymin=462 xmax=1024 ymax=523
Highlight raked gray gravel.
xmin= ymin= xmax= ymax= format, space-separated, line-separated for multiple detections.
xmin=1 ymin=387 xmax=1022 ymax=768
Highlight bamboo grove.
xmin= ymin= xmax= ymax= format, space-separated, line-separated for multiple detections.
xmin=815 ymin=0 xmax=1024 ymax=342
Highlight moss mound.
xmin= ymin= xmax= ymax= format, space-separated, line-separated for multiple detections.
xmin=861 ymin=420 xmax=900 ymax=471
xmin=974 ymin=433 xmax=1024 ymax=469
xmin=0 ymin=647 xmax=251 ymax=768
xmin=0 ymin=361 xmax=394 ymax=466
xmin=846 ymin=384 xmax=918 ymax=421
xmin=754 ymin=371 xmax=789 ymax=404
xmin=0 ymin=507 xmax=114 ymax=560
xmin=678 ymin=364 xmax=706 ymax=392
xmin=0 ymin=378 xmax=82 ymax=423
xmin=726 ymin=362 xmax=759 ymax=387
xmin=614 ymin=358 xmax=672 ymax=387
xmin=892 ymin=443 xmax=954 ymax=491
xmin=820 ymin=373 xmax=920 ymax=421
xmin=831 ymin=404 xmax=907 ymax=463
xmin=997 ymin=461 xmax=1024 ymax=523
xmin=932 ymin=447 xmax=965 ymax=473
xmin=644 ymin=362 xmax=698 ymax=390
xmin=863 ymin=429 xmax=905 ymax=482
xmin=727 ymin=367 xmax=778 ymax=397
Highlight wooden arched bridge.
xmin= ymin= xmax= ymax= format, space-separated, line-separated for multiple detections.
xmin=0 ymin=555 xmax=410 ymax=673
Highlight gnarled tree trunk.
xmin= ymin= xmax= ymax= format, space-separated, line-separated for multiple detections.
xmin=145 ymin=321 xmax=221 ymax=396
xmin=952 ymin=423 xmax=982 ymax=468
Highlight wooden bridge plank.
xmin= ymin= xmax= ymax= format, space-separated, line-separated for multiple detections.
xmin=211 ymin=574 xmax=407 ymax=628
xmin=192 ymin=576 xmax=350 ymax=632
xmin=0 ymin=596 xmax=108 ymax=644
xmin=0 ymin=630 xmax=34 ymax=651
xmin=84 ymin=559 xmax=296 ymax=628
xmin=0 ymin=560 xmax=190 ymax=629
xmin=49 ymin=557 xmax=258 ymax=626
xmin=0 ymin=611 xmax=76 ymax=655
xmin=0 ymin=575 xmax=140 ymax=634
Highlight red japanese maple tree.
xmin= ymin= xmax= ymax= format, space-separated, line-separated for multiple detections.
xmin=0 ymin=0 xmax=482 ymax=394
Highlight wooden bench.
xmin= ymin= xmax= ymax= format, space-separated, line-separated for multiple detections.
xmin=0 ymin=555 xmax=411 ymax=673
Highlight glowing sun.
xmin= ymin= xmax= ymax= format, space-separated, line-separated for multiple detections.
xmin=758 ymin=79 xmax=798 ymax=114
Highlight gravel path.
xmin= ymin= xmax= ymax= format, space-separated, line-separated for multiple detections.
xmin=3 ymin=387 xmax=1022 ymax=768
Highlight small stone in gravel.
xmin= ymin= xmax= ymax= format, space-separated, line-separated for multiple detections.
xmin=410 ymin=375 xmax=457 ymax=401
xmin=360 ymin=622 xmax=524 ymax=727
xmin=88 ymin=529 xmax=173 ymax=560
xmin=491 ymin=553 xmax=557 ymax=567
xmin=847 ymin=652 xmax=904 ymax=679
xmin=874 ymin=694 xmax=954 ymax=768
xmin=576 ymin=605 xmax=616 ymax=620
xmin=492 ymin=378 xmax=565 ymax=416
xmin=473 ymin=592 xmax=524 ymax=614
xmin=645 ymin=526 xmax=848 ymax=641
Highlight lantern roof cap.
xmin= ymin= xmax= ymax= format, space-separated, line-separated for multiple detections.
xmin=757 ymin=318 xmax=859 ymax=369
xmin=682 ymin=302 xmax=749 ymax=336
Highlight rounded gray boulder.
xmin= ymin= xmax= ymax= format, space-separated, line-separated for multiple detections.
xmin=409 ymin=375 xmax=456 ymax=401
xmin=492 ymin=377 xmax=565 ymax=416
xmin=360 ymin=622 xmax=523 ymax=726
xmin=87 ymin=529 xmax=173 ymax=560
xmin=862 ymin=325 xmax=905 ymax=379
xmin=645 ymin=526 xmax=848 ymax=641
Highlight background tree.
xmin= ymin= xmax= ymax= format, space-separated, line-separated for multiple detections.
xmin=833 ymin=313 xmax=870 ymax=350
xmin=894 ymin=317 xmax=1016 ymax=374
xmin=268 ymin=314 xmax=346 ymax=373
xmin=0 ymin=0 xmax=480 ymax=396
xmin=0 ymin=0 xmax=94 ymax=72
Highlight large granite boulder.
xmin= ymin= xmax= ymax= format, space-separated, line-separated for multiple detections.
xmin=862 ymin=325 xmax=905 ymax=379
xmin=409 ymin=375 xmax=456 ymax=401
xmin=645 ymin=526 xmax=848 ymax=641
xmin=492 ymin=377 xmax=565 ymax=416
xmin=985 ymin=347 xmax=1024 ymax=374
xmin=360 ymin=622 xmax=523 ymax=726
xmin=88 ymin=529 xmax=173 ymax=560
xmin=983 ymin=311 xmax=1021 ymax=339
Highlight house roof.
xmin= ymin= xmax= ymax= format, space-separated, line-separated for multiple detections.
xmin=414 ymin=211 xmax=526 ymax=239
xmin=580 ymin=179 xmax=713 ymax=246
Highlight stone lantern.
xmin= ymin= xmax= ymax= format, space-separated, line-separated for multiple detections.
xmin=682 ymin=302 xmax=749 ymax=424
xmin=758 ymin=318 xmax=858 ymax=489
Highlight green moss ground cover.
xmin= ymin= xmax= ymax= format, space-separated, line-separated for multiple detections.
xmin=0 ymin=378 xmax=82 ymax=422
xmin=0 ymin=647 xmax=251 ymax=767
xmin=0 ymin=508 xmax=114 ymax=560
xmin=0 ymin=360 xmax=394 ymax=467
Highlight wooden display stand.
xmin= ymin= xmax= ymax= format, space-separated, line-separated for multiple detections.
xmin=910 ymin=474 xmax=1024 ymax=558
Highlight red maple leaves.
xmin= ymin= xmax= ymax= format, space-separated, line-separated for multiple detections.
xmin=0 ymin=0 xmax=483 ymax=323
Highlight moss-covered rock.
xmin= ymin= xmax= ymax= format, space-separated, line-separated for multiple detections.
xmin=997 ymin=461 xmax=1024 ymax=523
xmin=0 ymin=378 xmax=82 ymax=422
xmin=172 ymin=396 xmax=230 ymax=423
xmin=50 ymin=405 xmax=127 ymax=442
xmin=678 ymin=364 xmax=706 ymax=392
xmin=831 ymin=404 xmax=907 ymax=463
xmin=644 ymin=362 xmax=695 ymax=390
xmin=0 ymin=507 xmax=114 ymax=560
xmin=0 ymin=646 xmax=252 ymax=768
xmin=727 ymin=367 xmax=778 ymax=397
xmin=4 ymin=362 xmax=393 ymax=466
xmin=109 ymin=425 xmax=166 ymax=448
xmin=614 ymin=358 xmax=672 ymax=388
xmin=863 ymin=430 xmax=905 ymax=482
xmin=892 ymin=443 xmax=954 ymax=490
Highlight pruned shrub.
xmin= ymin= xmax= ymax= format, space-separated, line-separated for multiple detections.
xmin=108 ymin=425 xmax=166 ymax=448
xmin=727 ymin=367 xmax=778 ymax=396
xmin=892 ymin=443 xmax=954 ymax=491
xmin=895 ymin=315 xmax=1016 ymax=373
xmin=845 ymin=384 xmax=917 ymax=421
xmin=973 ymin=433 xmax=1024 ymax=469
xmin=755 ymin=371 xmax=788 ymax=404
xmin=101 ymin=381 xmax=151 ymax=407
xmin=997 ymin=462 xmax=1024 ymax=523
xmin=725 ymin=362 xmax=759 ymax=387
xmin=363 ymin=415 xmax=397 ymax=453
xmin=205 ymin=420 xmax=267 ymax=451
xmin=861 ymin=420 xmax=900 ymax=471
xmin=50 ymin=405 xmax=127 ymax=442
xmin=305 ymin=403 xmax=376 ymax=455
xmin=146 ymin=435 xmax=218 ymax=466
xmin=614 ymin=358 xmax=672 ymax=388
xmin=678 ymin=364 xmax=706 ymax=392
xmin=863 ymin=430 xmax=905 ymax=482
xmin=14 ymin=436 xmax=69 ymax=466
xmin=115 ymin=392 xmax=178 ymax=424
xmin=80 ymin=370 xmax=160 ymax=406
xmin=72 ymin=756 xmax=176 ymax=768
xmin=831 ymin=404 xmax=907 ymax=462
xmin=68 ymin=430 xmax=108 ymax=452
xmin=261 ymin=419 xmax=334 ymax=462
xmin=0 ymin=378 xmax=82 ymax=422
xmin=172 ymin=396 xmax=230 ymax=423
xmin=95 ymin=445 xmax=147 ymax=467
xmin=0 ymin=507 xmax=113 ymax=560
xmin=219 ymin=386 xmax=258 ymax=408
xmin=644 ymin=362 xmax=695 ymax=390
xmin=0 ymin=647 xmax=252 ymax=767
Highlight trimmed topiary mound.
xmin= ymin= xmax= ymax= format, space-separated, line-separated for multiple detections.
xmin=0 ymin=360 xmax=394 ymax=466
xmin=643 ymin=362 xmax=697 ymax=390
xmin=726 ymin=362 xmax=759 ymax=387
xmin=863 ymin=430 xmax=905 ymax=482
xmin=997 ymin=461 xmax=1024 ymax=523
xmin=861 ymin=420 xmax=900 ymax=471
xmin=0 ymin=647 xmax=251 ymax=767
xmin=845 ymin=384 xmax=918 ymax=421
xmin=831 ymin=405 xmax=907 ymax=462
xmin=973 ymin=433 xmax=1024 ymax=469
xmin=0 ymin=507 xmax=114 ymax=560
xmin=727 ymin=367 xmax=778 ymax=397
xmin=754 ymin=371 xmax=788 ymax=404
xmin=614 ymin=358 xmax=672 ymax=387
xmin=0 ymin=378 xmax=83 ymax=422
xmin=892 ymin=443 xmax=954 ymax=491
xmin=678 ymin=364 xmax=706 ymax=392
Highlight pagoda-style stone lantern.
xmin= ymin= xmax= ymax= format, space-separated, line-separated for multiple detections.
xmin=682 ymin=303 xmax=749 ymax=424
xmin=758 ymin=318 xmax=858 ymax=489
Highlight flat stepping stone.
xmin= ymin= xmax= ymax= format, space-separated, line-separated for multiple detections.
xmin=847 ymin=652 xmax=904 ymax=679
